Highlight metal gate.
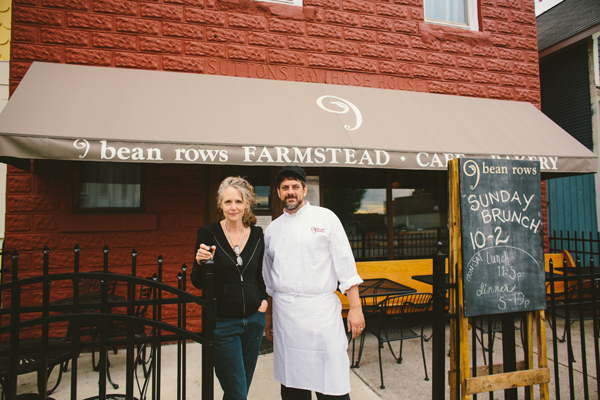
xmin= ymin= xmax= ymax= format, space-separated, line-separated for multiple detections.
xmin=0 ymin=245 xmax=216 ymax=400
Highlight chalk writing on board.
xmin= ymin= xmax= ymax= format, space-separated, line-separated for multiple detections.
xmin=460 ymin=158 xmax=546 ymax=317
xmin=465 ymin=246 xmax=541 ymax=311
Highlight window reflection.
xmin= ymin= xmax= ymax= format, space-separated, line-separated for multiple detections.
xmin=391 ymin=172 xmax=448 ymax=259
xmin=323 ymin=169 xmax=448 ymax=261
xmin=392 ymin=188 xmax=441 ymax=232
xmin=221 ymin=166 xmax=271 ymax=211
xmin=323 ymin=170 xmax=389 ymax=260
xmin=425 ymin=0 xmax=467 ymax=25
xmin=78 ymin=162 xmax=141 ymax=210
xmin=254 ymin=186 xmax=270 ymax=211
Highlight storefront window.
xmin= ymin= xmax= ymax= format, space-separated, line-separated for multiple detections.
xmin=323 ymin=170 xmax=389 ymax=260
xmin=391 ymin=171 xmax=448 ymax=259
xmin=254 ymin=185 xmax=270 ymax=210
xmin=221 ymin=166 xmax=271 ymax=211
xmin=323 ymin=169 xmax=448 ymax=261
xmin=75 ymin=162 xmax=142 ymax=212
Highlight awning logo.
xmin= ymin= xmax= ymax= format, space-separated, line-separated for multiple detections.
xmin=316 ymin=96 xmax=362 ymax=131
xmin=74 ymin=139 xmax=90 ymax=158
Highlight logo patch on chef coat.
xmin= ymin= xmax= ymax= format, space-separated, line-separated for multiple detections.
xmin=311 ymin=227 xmax=325 ymax=234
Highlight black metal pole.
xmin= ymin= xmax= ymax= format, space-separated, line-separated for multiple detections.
xmin=501 ymin=313 xmax=517 ymax=400
xmin=575 ymin=257 xmax=590 ymax=399
xmin=181 ymin=264 xmax=188 ymax=400
xmin=71 ymin=244 xmax=80 ymax=400
xmin=8 ymin=251 xmax=19 ymax=399
xmin=125 ymin=250 xmax=136 ymax=399
xmin=177 ymin=272 xmax=183 ymax=400
xmin=202 ymin=260 xmax=216 ymax=400
xmin=590 ymin=257 xmax=600 ymax=399
xmin=40 ymin=246 xmax=50 ymax=397
xmin=548 ymin=259 xmax=561 ymax=400
xmin=157 ymin=256 xmax=164 ymax=398
xmin=431 ymin=243 xmax=446 ymax=400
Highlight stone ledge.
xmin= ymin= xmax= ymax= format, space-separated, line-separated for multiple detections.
xmin=58 ymin=214 xmax=158 ymax=232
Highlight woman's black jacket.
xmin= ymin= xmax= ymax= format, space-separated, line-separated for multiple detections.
xmin=191 ymin=222 xmax=267 ymax=318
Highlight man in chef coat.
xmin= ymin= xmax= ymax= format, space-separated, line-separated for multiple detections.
xmin=263 ymin=165 xmax=365 ymax=400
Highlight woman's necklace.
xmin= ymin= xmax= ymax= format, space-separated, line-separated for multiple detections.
xmin=224 ymin=222 xmax=244 ymax=266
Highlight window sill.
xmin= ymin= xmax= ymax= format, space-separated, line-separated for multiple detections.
xmin=424 ymin=19 xmax=476 ymax=31
xmin=419 ymin=22 xmax=489 ymax=41
xmin=58 ymin=214 xmax=157 ymax=233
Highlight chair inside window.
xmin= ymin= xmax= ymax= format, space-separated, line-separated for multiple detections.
xmin=363 ymin=292 xmax=433 ymax=389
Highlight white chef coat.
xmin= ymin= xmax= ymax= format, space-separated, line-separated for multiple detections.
xmin=262 ymin=202 xmax=363 ymax=395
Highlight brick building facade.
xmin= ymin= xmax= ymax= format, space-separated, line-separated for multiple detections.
xmin=9 ymin=0 xmax=540 ymax=99
xmin=2 ymin=0 xmax=548 ymax=330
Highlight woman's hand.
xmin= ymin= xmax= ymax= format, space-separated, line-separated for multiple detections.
xmin=195 ymin=244 xmax=215 ymax=264
xmin=258 ymin=300 xmax=268 ymax=312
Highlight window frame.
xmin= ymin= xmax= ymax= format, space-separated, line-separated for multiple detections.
xmin=255 ymin=0 xmax=302 ymax=7
xmin=320 ymin=168 xmax=448 ymax=261
xmin=424 ymin=0 xmax=479 ymax=31
xmin=73 ymin=162 xmax=146 ymax=215
xmin=593 ymin=32 xmax=600 ymax=87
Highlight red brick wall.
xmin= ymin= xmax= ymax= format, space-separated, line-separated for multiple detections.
xmin=10 ymin=0 xmax=540 ymax=106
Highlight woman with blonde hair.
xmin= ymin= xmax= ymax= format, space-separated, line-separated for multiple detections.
xmin=192 ymin=176 xmax=268 ymax=400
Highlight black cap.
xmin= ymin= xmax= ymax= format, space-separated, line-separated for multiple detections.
xmin=276 ymin=165 xmax=307 ymax=185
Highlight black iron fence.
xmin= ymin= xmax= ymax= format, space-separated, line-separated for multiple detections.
xmin=430 ymin=246 xmax=600 ymax=400
xmin=395 ymin=229 xmax=449 ymax=259
xmin=546 ymin=256 xmax=600 ymax=400
xmin=348 ymin=228 xmax=450 ymax=261
xmin=550 ymin=230 xmax=600 ymax=265
xmin=0 ymin=245 xmax=216 ymax=400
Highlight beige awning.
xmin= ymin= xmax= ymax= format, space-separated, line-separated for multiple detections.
xmin=0 ymin=62 xmax=596 ymax=175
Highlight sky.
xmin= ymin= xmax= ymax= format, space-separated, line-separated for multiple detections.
xmin=535 ymin=0 xmax=565 ymax=16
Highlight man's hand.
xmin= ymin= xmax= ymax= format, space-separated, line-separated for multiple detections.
xmin=346 ymin=285 xmax=365 ymax=339
xmin=347 ymin=307 xmax=365 ymax=339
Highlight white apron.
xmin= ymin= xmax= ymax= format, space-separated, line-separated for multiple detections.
xmin=272 ymin=291 xmax=350 ymax=395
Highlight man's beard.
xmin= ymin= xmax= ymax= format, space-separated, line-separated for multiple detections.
xmin=283 ymin=195 xmax=303 ymax=211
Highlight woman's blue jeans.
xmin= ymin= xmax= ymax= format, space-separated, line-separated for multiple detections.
xmin=214 ymin=310 xmax=266 ymax=400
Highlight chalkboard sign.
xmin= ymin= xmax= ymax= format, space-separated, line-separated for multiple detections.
xmin=459 ymin=158 xmax=546 ymax=317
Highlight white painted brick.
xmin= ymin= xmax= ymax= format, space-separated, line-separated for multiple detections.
xmin=0 ymin=84 xmax=8 ymax=100
xmin=0 ymin=61 xmax=9 ymax=85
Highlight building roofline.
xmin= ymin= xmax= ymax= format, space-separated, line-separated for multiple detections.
xmin=540 ymin=23 xmax=600 ymax=59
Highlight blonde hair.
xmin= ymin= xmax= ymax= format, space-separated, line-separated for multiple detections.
xmin=216 ymin=176 xmax=257 ymax=227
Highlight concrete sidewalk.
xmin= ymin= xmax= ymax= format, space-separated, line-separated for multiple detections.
xmin=11 ymin=341 xmax=382 ymax=400
xmin=9 ymin=319 xmax=600 ymax=399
